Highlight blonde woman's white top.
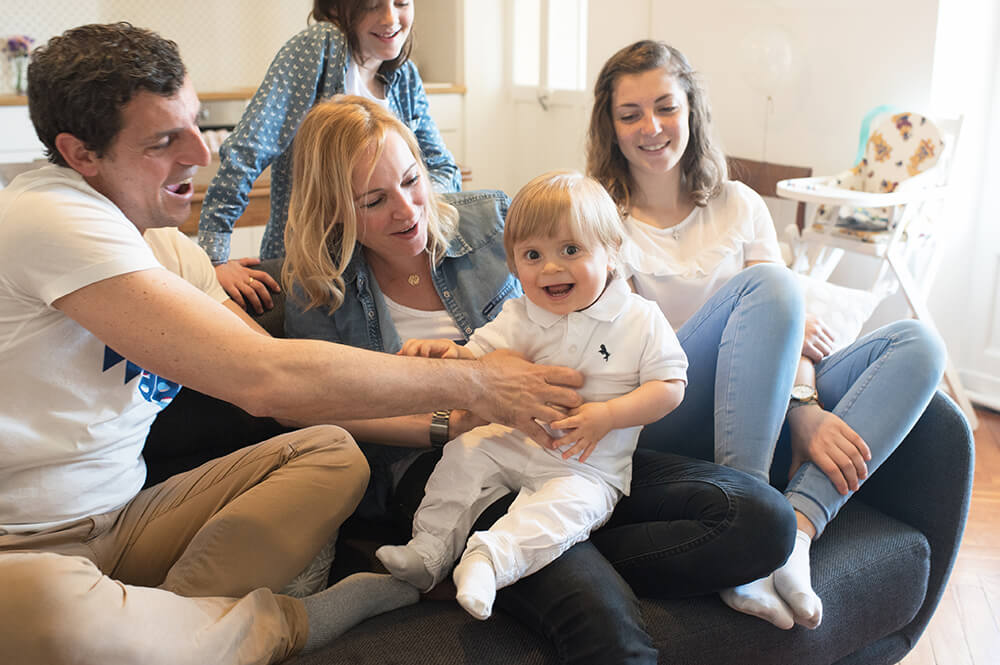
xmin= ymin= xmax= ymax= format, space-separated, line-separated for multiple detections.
xmin=383 ymin=294 xmax=463 ymax=343
xmin=621 ymin=181 xmax=782 ymax=329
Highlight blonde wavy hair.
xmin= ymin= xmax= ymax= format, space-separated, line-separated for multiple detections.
xmin=282 ymin=95 xmax=458 ymax=312
xmin=586 ymin=40 xmax=727 ymax=214
xmin=503 ymin=170 xmax=626 ymax=274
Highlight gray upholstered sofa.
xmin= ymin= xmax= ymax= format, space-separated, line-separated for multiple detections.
xmin=159 ymin=259 xmax=975 ymax=665
xmin=287 ymin=391 xmax=972 ymax=665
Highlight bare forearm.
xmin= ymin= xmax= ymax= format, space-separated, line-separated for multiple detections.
xmin=220 ymin=338 xmax=495 ymax=422
xmin=796 ymin=355 xmax=817 ymax=387
xmin=606 ymin=379 xmax=685 ymax=429
xmin=328 ymin=414 xmax=434 ymax=447
xmin=56 ymin=269 xmax=583 ymax=436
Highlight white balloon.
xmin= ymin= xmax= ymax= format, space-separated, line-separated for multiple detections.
xmin=739 ymin=25 xmax=796 ymax=94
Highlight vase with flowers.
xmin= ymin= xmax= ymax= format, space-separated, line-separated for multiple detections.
xmin=4 ymin=35 xmax=34 ymax=96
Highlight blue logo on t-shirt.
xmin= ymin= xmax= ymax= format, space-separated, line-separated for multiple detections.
xmin=103 ymin=346 xmax=180 ymax=405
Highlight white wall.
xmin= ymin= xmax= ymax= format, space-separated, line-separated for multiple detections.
xmin=652 ymin=0 xmax=939 ymax=175
xmin=0 ymin=0 xmax=312 ymax=93
xmin=926 ymin=0 xmax=1000 ymax=408
xmin=461 ymin=0 xmax=942 ymax=208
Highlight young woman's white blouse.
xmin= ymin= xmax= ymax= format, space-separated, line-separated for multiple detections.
xmin=621 ymin=181 xmax=782 ymax=329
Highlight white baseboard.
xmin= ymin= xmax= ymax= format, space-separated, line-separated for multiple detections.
xmin=961 ymin=367 xmax=1000 ymax=412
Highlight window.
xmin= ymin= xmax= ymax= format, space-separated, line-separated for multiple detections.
xmin=510 ymin=0 xmax=588 ymax=106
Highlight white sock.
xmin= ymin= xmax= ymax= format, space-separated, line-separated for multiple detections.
xmin=773 ymin=529 xmax=823 ymax=629
xmin=720 ymin=574 xmax=795 ymax=630
xmin=375 ymin=544 xmax=434 ymax=592
xmin=301 ymin=572 xmax=419 ymax=653
xmin=453 ymin=552 xmax=497 ymax=620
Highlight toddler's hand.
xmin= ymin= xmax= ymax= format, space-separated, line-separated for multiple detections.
xmin=399 ymin=338 xmax=462 ymax=359
xmin=550 ymin=402 xmax=614 ymax=463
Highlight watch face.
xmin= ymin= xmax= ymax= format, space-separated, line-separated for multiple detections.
xmin=791 ymin=385 xmax=815 ymax=400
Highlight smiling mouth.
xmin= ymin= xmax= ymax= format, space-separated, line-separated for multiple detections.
xmin=638 ymin=142 xmax=669 ymax=152
xmin=376 ymin=27 xmax=402 ymax=39
xmin=544 ymin=284 xmax=574 ymax=298
xmin=393 ymin=222 xmax=418 ymax=236
xmin=164 ymin=178 xmax=193 ymax=195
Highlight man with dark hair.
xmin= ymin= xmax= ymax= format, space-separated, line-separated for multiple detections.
xmin=0 ymin=23 xmax=582 ymax=664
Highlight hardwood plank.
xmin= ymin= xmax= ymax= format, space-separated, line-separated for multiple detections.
xmin=898 ymin=632 xmax=936 ymax=665
xmin=953 ymin=582 xmax=1000 ymax=665
xmin=927 ymin=586 xmax=975 ymax=665
xmin=984 ymin=572 xmax=1000 ymax=632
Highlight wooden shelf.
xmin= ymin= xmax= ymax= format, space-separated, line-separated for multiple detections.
xmin=1 ymin=83 xmax=464 ymax=109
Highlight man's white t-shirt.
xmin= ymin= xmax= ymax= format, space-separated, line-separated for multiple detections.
xmin=622 ymin=181 xmax=783 ymax=329
xmin=463 ymin=278 xmax=688 ymax=493
xmin=0 ymin=166 xmax=226 ymax=534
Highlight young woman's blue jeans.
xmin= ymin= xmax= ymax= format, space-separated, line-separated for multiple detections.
xmin=638 ymin=263 xmax=946 ymax=540
xmin=781 ymin=319 xmax=945 ymax=536
xmin=639 ymin=263 xmax=805 ymax=481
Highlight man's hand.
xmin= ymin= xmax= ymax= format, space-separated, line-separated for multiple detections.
xmin=214 ymin=258 xmax=281 ymax=314
xmin=449 ymin=409 xmax=488 ymax=439
xmin=550 ymin=402 xmax=614 ymax=463
xmin=473 ymin=349 xmax=583 ymax=448
xmin=787 ymin=405 xmax=871 ymax=494
xmin=802 ymin=313 xmax=835 ymax=363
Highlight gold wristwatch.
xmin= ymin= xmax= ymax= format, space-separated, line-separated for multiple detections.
xmin=789 ymin=384 xmax=820 ymax=410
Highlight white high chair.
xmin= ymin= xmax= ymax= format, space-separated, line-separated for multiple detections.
xmin=776 ymin=111 xmax=976 ymax=428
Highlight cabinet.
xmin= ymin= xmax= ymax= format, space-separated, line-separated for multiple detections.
xmin=425 ymin=88 xmax=466 ymax=168
xmin=0 ymin=100 xmax=45 ymax=164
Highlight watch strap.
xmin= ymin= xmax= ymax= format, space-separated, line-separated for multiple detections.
xmin=788 ymin=396 xmax=821 ymax=410
xmin=430 ymin=410 xmax=451 ymax=448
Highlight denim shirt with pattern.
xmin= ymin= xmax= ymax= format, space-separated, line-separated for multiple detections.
xmin=284 ymin=190 xmax=521 ymax=352
xmin=197 ymin=21 xmax=462 ymax=264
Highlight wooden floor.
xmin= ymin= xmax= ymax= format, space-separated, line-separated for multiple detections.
xmin=898 ymin=407 xmax=1000 ymax=665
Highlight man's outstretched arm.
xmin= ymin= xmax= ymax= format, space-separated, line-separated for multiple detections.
xmin=55 ymin=267 xmax=583 ymax=438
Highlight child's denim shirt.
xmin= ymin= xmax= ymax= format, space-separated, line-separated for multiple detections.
xmin=284 ymin=190 xmax=521 ymax=352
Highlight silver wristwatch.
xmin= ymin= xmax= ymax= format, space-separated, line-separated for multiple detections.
xmin=789 ymin=384 xmax=820 ymax=410
xmin=430 ymin=410 xmax=452 ymax=448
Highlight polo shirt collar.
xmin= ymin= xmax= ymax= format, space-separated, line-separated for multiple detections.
xmin=524 ymin=277 xmax=631 ymax=327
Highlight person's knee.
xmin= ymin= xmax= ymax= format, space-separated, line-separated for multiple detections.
xmin=744 ymin=263 xmax=804 ymax=326
xmin=292 ymin=424 xmax=371 ymax=496
xmin=0 ymin=553 xmax=115 ymax=664
xmin=892 ymin=319 xmax=947 ymax=379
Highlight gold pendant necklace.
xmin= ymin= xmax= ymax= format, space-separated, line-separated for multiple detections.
xmin=407 ymin=273 xmax=421 ymax=287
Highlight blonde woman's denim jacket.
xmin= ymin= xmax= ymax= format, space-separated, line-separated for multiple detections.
xmin=284 ymin=190 xmax=521 ymax=351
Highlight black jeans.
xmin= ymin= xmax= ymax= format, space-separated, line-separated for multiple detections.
xmin=143 ymin=387 xmax=291 ymax=487
xmin=394 ymin=448 xmax=795 ymax=665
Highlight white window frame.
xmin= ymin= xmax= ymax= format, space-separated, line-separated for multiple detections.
xmin=506 ymin=0 xmax=589 ymax=109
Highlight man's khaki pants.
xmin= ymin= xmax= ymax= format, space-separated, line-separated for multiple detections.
xmin=0 ymin=425 xmax=368 ymax=665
